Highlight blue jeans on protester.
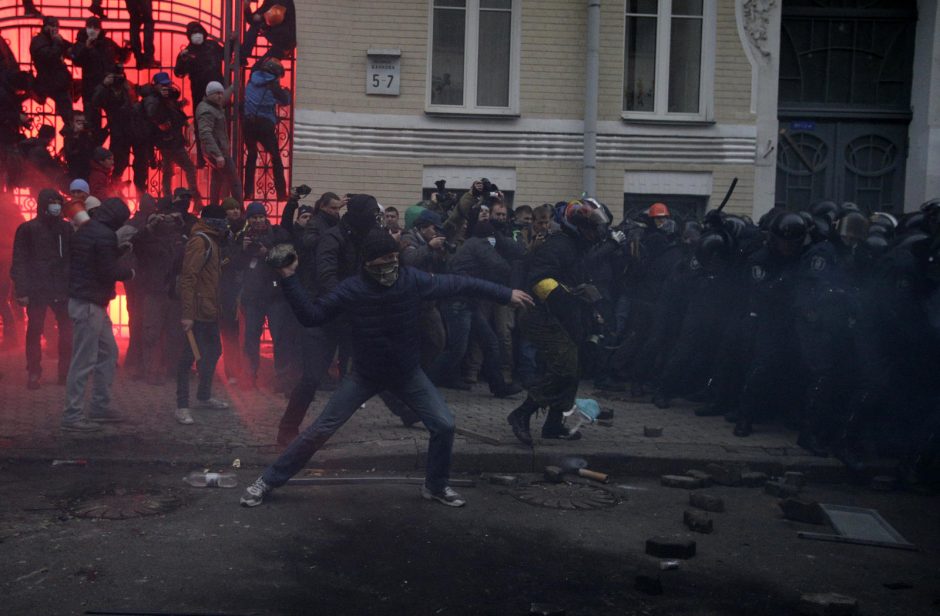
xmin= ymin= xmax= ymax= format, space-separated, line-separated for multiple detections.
xmin=428 ymin=299 xmax=503 ymax=390
xmin=263 ymin=368 xmax=455 ymax=493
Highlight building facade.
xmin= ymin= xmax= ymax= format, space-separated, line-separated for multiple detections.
xmin=291 ymin=0 xmax=940 ymax=220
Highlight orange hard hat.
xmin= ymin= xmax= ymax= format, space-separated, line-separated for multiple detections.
xmin=648 ymin=202 xmax=670 ymax=218
xmin=264 ymin=4 xmax=286 ymax=26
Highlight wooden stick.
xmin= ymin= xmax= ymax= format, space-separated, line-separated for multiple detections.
xmin=186 ymin=330 xmax=201 ymax=362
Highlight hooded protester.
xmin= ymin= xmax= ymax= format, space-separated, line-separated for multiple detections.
xmin=70 ymin=16 xmax=127 ymax=136
xmin=92 ymin=64 xmax=145 ymax=189
xmin=142 ymin=72 xmax=201 ymax=205
xmin=11 ymin=188 xmax=73 ymax=390
xmin=240 ymin=227 xmax=534 ymax=509
xmin=29 ymin=16 xmax=73 ymax=123
xmin=61 ymin=197 xmax=135 ymax=432
xmin=88 ymin=146 xmax=116 ymax=200
xmin=243 ymin=58 xmax=290 ymax=200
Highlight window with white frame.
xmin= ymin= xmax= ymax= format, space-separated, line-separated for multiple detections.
xmin=623 ymin=0 xmax=715 ymax=121
xmin=428 ymin=0 xmax=520 ymax=114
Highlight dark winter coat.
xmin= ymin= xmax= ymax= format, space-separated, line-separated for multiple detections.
xmin=68 ymin=198 xmax=134 ymax=306
xmin=29 ymin=31 xmax=71 ymax=97
xmin=299 ymin=209 xmax=339 ymax=295
xmin=281 ymin=266 xmax=511 ymax=381
xmin=142 ymin=88 xmax=188 ymax=150
xmin=316 ymin=222 xmax=368 ymax=296
xmin=131 ymin=216 xmax=186 ymax=295
xmin=234 ymin=221 xmax=293 ymax=302
xmin=11 ymin=214 xmax=72 ymax=302
xmin=448 ymin=236 xmax=512 ymax=285
xmin=70 ymin=31 xmax=124 ymax=98
xmin=92 ymin=81 xmax=136 ymax=136
xmin=173 ymin=40 xmax=224 ymax=105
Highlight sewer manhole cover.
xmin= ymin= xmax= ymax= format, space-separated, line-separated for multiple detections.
xmin=69 ymin=487 xmax=183 ymax=520
xmin=512 ymin=481 xmax=619 ymax=510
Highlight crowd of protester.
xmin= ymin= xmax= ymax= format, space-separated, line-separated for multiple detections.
xmin=1 ymin=1 xmax=295 ymax=206
xmin=1 ymin=4 xmax=938 ymax=491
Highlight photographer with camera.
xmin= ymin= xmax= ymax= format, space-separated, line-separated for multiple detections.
xmin=142 ymin=72 xmax=201 ymax=207
xmin=93 ymin=65 xmax=147 ymax=193
xmin=444 ymin=178 xmax=503 ymax=245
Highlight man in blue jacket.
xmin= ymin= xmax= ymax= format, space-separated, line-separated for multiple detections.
xmin=243 ymin=58 xmax=290 ymax=200
xmin=241 ymin=228 xmax=533 ymax=508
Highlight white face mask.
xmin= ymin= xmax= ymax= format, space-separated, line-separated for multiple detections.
xmin=86 ymin=28 xmax=100 ymax=39
xmin=487 ymin=237 xmax=496 ymax=247
xmin=47 ymin=203 xmax=62 ymax=217
xmin=190 ymin=33 xmax=204 ymax=45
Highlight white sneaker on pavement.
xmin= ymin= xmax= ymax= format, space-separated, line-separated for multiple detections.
xmin=421 ymin=485 xmax=466 ymax=507
xmin=175 ymin=408 xmax=194 ymax=425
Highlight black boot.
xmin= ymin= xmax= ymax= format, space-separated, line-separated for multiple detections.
xmin=541 ymin=407 xmax=582 ymax=441
xmin=506 ymin=398 xmax=538 ymax=446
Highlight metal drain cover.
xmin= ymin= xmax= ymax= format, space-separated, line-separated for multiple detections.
xmin=512 ymin=481 xmax=619 ymax=510
xmin=69 ymin=487 xmax=183 ymax=520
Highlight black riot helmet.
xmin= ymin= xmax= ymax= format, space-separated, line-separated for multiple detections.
xmin=900 ymin=212 xmax=927 ymax=235
xmin=840 ymin=201 xmax=861 ymax=214
xmin=769 ymin=212 xmax=808 ymax=257
xmin=921 ymin=198 xmax=940 ymax=234
xmin=695 ymin=231 xmax=732 ymax=268
xmin=864 ymin=233 xmax=889 ymax=256
xmin=810 ymin=200 xmax=841 ymax=224
xmin=837 ymin=211 xmax=869 ymax=248
xmin=682 ymin=220 xmax=703 ymax=244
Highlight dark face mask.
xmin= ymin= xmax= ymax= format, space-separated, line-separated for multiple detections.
xmin=364 ymin=261 xmax=399 ymax=287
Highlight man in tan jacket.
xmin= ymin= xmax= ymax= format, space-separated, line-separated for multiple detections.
xmin=175 ymin=205 xmax=229 ymax=425
xmin=196 ymin=81 xmax=242 ymax=206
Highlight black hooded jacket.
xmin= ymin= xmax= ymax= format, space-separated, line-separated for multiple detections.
xmin=11 ymin=194 xmax=72 ymax=302
xmin=70 ymin=29 xmax=125 ymax=98
xmin=69 ymin=198 xmax=134 ymax=306
xmin=29 ymin=30 xmax=72 ymax=97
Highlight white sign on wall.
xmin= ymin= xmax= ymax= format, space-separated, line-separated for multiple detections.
xmin=366 ymin=49 xmax=401 ymax=96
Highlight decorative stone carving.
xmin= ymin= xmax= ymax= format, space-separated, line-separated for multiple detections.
xmin=741 ymin=0 xmax=776 ymax=58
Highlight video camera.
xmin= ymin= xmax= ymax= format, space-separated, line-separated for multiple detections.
xmin=479 ymin=178 xmax=501 ymax=208
xmin=434 ymin=179 xmax=458 ymax=214
xmin=293 ymin=184 xmax=312 ymax=199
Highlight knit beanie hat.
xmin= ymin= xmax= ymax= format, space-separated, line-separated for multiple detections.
xmin=246 ymin=201 xmax=267 ymax=218
xmin=205 ymin=81 xmax=224 ymax=96
xmin=220 ymin=197 xmax=241 ymax=211
xmin=361 ymin=228 xmax=399 ymax=263
xmin=38 ymin=188 xmax=62 ymax=209
xmin=69 ymin=179 xmax=90 ymax=194
xmin=298 ymin=204 xmax=315 ymax=217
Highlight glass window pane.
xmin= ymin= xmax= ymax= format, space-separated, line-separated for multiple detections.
xmin=431 ymin=8 xmax=466 ymax=105
xmin=434 ymin=0 xmax=465 ymax=7
xmin=627 ymin=0 xmax=658 ymax=14
xmin=481 ymin=0 xmax=511 ymax=9
xmin=624 ymin=15 xmax=657 ymax=111
xmin=477 ymin=8 xmax=512 ymax=106
xmin=672 ymin=0 xmax=702 ymax=17
xmin=668 ymin=16 xmax=702 ymax=113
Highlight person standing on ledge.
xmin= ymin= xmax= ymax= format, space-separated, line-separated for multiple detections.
xmin=240 ymin=227 xmax=534 ymax=508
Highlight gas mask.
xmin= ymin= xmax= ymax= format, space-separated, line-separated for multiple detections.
xmin=364 ymin=262 xmax=399 ymax=287
xmin=190 ymin=33 xmax=204 ymax=45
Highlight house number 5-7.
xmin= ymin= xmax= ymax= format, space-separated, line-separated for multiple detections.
xmin=372 ymin=74 xmax=394 ymax=88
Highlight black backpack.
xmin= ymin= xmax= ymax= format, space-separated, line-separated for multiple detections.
xmin=167 ymin=231 xmax=212 ymax=300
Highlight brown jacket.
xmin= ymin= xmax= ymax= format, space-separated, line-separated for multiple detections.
xmin=179 ymin=221 xmax=222 ymax=322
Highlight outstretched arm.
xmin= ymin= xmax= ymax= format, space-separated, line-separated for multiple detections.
xmin=415 ymin=270 xmax=532 ymax=308
xmin=280 ymin=265 xmax=346 ymax=327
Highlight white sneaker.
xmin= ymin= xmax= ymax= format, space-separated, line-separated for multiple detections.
xmin=195 ymin=398 xmax=230 ymax=410
xmin=421 ymin=485 xmax=466 ymax=507
xmin=240 ymin=476 xmax=273 ymax=507
xmin=175 ymin=408 xmax=194 ymax=425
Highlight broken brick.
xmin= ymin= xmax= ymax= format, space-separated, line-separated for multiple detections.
xmin=689 ymin=491 xmax=725 ymax=512
xmin=764 ymin=480 xmax=800 ymax=498
xmin=683 ymin=509 xmax=714 ymax=534
xmin=661 ymin=475 xmax=704 ymax=489
xmin=706 ymin=463 xmax=743 ymax=486
xmin=685 ymin=469 xmax=713 ymax=486
xmin=779 ymin=498 xmax=825 ymax=525
xmin=645 ymin=536 xmax=696 ymax=559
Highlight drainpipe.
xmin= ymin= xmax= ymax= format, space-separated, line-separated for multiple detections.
xmin=583 ymin=0 xmax=600 ymax=196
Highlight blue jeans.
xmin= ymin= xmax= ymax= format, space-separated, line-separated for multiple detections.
xmin=428 ymin=299 xmax=503 ymax=390
xmin=263 ymin=368 xmax=456 ymax=493
xmin=63 ymin=299 xmax=117 ymax=423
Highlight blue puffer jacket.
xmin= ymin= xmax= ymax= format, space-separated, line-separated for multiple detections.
xmin=282 ymin=266 xmax=512 ymax=381
xmin=243 ymin=70 xmax=290 ymax=124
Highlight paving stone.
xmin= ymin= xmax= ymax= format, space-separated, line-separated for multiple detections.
xmin=683 ymin=509 xmax=714 ymax=534
xmin=706 ymin=463 xmax=743 ymax=486
xmin=482 ymin=473 xmax=517 ymax=486
xmin=689 ymin=491 xmax=725 ymax=512
xmin=784 ymin=471 xmax=806 ymax=487
xmin=798 ymin=592 xmax=859 ymax=615
xmin=684 ymin=469 xmax=713 ymax=486
xmin=645 ymin=536 xmax=696 ymax=559
xmin=740 ymin=471 xmax=768 ymax=487
xmin=764 ymin=480 xmax=801 ymax=497
xmin=779 ymin=498 xmax=825 ymax=525
xmin=643 ymin=426 xmax=663 ymax=437
xmin=661 ymin=474 xmax=704 ymax=489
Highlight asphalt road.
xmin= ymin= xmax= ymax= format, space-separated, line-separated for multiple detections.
xmin=1 ymin=461 xmax=938 ymax=616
